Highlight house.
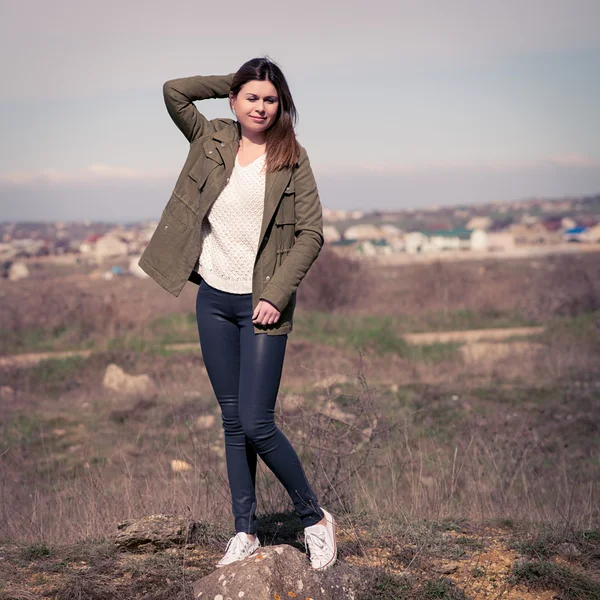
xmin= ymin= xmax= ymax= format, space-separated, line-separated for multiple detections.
xmin=379 ymin=224 xmax=403 ymax=238
xmin=470 ymin=228 xmax=489 ymax=251
xmin=404 ymin=231 xmax=428 ymax=254
xmin=587 ymin=224 xmax=600 ymax=243
xmin=94 ymin=232 xmax=129 ymax=262
xmin=343 ymin=224 xmax=383 ymax=241
xmin=510 ymin=222 xmax=559 ymax=245
xmin=403 ymin=228 xmax=486 ymax=254
xmin=487 ymin=231 xmax=516 ymax=251
xmin=466 ymin=216 xmax=493 ymax=231
xmin=564 ymin=227 xmax=588 ymax=243
xmin=322 ymin=225 xmax=342 ymax=243
xmin=425 ymin=228 xmax=472 ymax=252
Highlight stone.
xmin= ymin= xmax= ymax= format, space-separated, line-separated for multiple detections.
xmin=8 ymin=261 xmax=29 ymax=281
xmin=196 ymin=414 xmax=217 ymax=430
xmin=115 ymin=514 xmax=212 ymax=551
xmin=193 ymin=544 xmax=358 ymax=600
xmin=0 ymin=386 xmax=15 ymax=401
xmin=433 ymin=562 xmax=460 ymax=574
xmin=313 ymin=374 xmax=349 ymax=390
xmin=102 ymin=363 xmax=157 ymax=397
xmin=170 ymin=459 xmax=192 ymax=473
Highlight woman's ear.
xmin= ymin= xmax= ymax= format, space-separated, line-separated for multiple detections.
xmin=229 ymin=91 xmax=236 ymax=113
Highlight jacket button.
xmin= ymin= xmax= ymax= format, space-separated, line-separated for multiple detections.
xmin=164 ymin=225 xmax=168 ymax=229
xmin=286 ymin=186 xmax=290 ymax=191
xmin=265 ymin=276 xmax=270 ymax=281
xmin=220 ymin=142 xmax=225 ymax=147
xmin=208 ymin=150 xmax=213 ymax=154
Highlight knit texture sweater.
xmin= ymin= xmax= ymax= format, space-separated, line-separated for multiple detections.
xmin=198 ymin=153 xmax=266 ymax=293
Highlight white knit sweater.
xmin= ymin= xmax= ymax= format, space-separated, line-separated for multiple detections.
xmin=198 ymin=153 xmax=266 ymax=293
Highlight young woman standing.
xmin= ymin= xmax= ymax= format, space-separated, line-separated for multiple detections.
xmin=142 ymin=57 xmax=337 ymax=570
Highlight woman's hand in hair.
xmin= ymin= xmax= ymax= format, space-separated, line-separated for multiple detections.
xmin=252 ymin=299 xmax=281 ymax=326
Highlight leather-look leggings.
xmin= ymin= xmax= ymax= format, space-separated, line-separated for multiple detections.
xmin=195 ymin=278 xmax=325 ymax=534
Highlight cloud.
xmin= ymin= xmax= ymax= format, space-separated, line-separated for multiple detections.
xmin=316 ymin=154 xmax=600 ymax=174
xmin=1 ymin=154 xmax=599 ymax=187
xmin=0 ymin=163 xmax=178 ymax=185
xmin=1 ymin=156 xmax=598 ymax=222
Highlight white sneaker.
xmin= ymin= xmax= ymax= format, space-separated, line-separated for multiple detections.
xmin=216 ymin=532 xmax=261 ymax=568
xmin=304 ymin=506 xmax=337 ymax=570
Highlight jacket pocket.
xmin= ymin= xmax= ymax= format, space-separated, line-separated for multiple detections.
xmin=187 ymin=158 xmax=213 ymax=191
xmin=143 ymin=195 xmax=195 ymax=282
xmin=276 ymin=247 xmax=292 ymax=269
xmin=275 ymin=182 xmax=296 ymax=225
xmin=275 ymin=185 xmax=296 ymax=250
xmin=189 ymin=142 xmax=223 ymax=184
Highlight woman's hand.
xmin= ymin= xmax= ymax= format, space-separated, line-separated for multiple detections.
xmin=252 ymin=299 xmax=281 ymax=325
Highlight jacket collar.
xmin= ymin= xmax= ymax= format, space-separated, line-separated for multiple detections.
xmin=211 ymin=120 xmax=241 ymax=143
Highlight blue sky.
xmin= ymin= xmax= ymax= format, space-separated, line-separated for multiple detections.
xmin=1 ymin=0 xmax=599 ymax=221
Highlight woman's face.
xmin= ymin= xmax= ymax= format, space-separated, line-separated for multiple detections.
xmin=231 ymin=79 xmax=279 ymax=135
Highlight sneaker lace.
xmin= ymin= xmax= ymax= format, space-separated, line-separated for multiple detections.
xmin=223 ymin=533 xmax=246 ymax=560
xmin=304 ymin=529 xmax=328 ymax=561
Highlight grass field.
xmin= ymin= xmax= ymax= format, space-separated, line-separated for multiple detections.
xmin=1 ymin=252 xmax=599 ymax=599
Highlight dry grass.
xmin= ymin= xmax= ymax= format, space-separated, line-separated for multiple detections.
xmin=1 ymin=250 xmax=599 ymax=598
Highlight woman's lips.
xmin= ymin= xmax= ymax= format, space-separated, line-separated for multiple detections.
xmin=250 ymin=115 xmax=266 ymax=121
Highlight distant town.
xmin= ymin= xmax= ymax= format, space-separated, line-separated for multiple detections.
xmin=2 ymin=193 xmax=599 ymax=280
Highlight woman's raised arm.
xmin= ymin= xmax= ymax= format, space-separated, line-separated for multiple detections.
xmin=163 ymin=73 xmax=235 ymax=144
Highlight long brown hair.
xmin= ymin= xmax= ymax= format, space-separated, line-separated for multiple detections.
xmin=230 ymin=57 xmax=300 ymax=172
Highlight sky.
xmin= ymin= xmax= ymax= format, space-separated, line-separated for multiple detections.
xmin=1 ymin=0 xmax=599 ymax=222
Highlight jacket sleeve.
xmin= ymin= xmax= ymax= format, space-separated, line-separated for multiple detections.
xmin=163 ymin=73 xmax=235 ymax=143
xmin=260 ymin=148 xmax=324 ymax=312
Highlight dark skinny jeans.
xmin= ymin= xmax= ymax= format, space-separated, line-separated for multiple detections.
xmin=195 ymin=278 xmax=324 ymax=535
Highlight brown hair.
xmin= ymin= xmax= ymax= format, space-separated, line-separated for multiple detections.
xmin=230 ymin=57 xmax=300 ymax=172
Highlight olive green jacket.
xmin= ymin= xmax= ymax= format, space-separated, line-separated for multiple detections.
xmin=137 ymin=73 xmax=324 ymax=335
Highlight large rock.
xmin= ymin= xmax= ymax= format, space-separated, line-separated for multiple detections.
xmin=193 ymin=544 xmax=358 ymax=600
xmin=8 ymin=261 xmax=30 ymax=281
xmin=115 ymin=514 xmax=211 ymax=551
xmin=103 ymin=363 xmax=157 ymax=397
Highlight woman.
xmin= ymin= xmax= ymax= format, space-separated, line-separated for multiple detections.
xmin=140 ymin=57 xmax=337 ymax=571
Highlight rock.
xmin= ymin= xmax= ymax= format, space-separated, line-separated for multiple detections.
xmin=318 ymin=400 xmax=355 ymax=425
xmin=115 ymin=514 xmax=212 ymax=551
xmin=170 ymin=459 xmax=192 ymax=473
xmin=193 ymin=544 xmax=358 ymax=600
xmin=433 ymin=562 xmax=460 ymax=574
xmin=557 ymin=542 xmax=581 ymax=557
xmin=103 ymin=363 xmax=157 ymax=397
xmin=313 ymin=374 xmax=349 ymax=390
xmin=0 ymin=386 xmax=15 ymax=401
xmin=8 ymin=261 xmax=30 ymax=281
xmin=196 ymin=414 xmax=216 ymax=430
xmin=280 ymin=394 xmax=306 ymax=414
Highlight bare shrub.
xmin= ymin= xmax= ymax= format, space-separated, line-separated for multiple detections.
xmin=517 ymin=255 xmax=600 ymax=321
xmin=298 ymin=247 xmax=370 ymax=312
